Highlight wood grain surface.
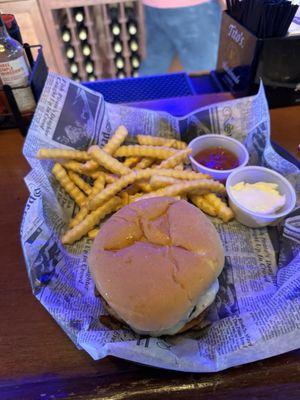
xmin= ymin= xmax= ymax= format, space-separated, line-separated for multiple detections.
xmin=0 ymin=103 xmax=299 ymax=400
xmin=270 ymin=106 xmax=300 ymax=160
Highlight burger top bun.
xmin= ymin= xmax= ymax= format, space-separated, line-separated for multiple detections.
xmin=88 ymin=197 xmax=224 ymax=335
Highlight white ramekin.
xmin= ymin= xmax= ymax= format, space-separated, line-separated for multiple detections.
xmin=226 ymin=166 xmax=297 ymax=228
xmin=188 ymin=134 xmax=249 ymax=181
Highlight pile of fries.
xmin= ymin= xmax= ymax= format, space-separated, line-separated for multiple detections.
xmin=36 ymin=126 xmax=234 ymax=245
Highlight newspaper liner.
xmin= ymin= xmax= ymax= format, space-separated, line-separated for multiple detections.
xmin=21 ymin=73 xmax=300 ymax=372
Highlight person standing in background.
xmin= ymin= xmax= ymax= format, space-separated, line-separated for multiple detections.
xmin=139 ymin=0 xmax=226 ymax=76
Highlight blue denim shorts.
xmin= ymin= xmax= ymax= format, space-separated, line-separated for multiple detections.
xmin=139 ymin=1 xmax=222 ymax=75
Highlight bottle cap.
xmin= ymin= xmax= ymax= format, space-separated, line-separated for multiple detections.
xmin=2 ymin=14 xmax=14 ymax=29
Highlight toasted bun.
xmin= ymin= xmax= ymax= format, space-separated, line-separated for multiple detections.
xmin=88 ymin=197 xmax=224 ymax=336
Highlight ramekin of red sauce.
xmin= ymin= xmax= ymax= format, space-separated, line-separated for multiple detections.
xmin=188 ymin=134 xmax=249 ymax=181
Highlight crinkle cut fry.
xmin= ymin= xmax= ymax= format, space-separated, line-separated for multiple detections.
xmin=172 ymin=140 xmax=187 ymax=150
xmin=123 ymin=156 xmax=140 ymax=168
xmin=136 ymin=135 xmax=176 ymax=147
xmin=114 ymin=145 xmax=175 ymax=159
xmin=136 ymin=181 xmax=153 ymax=193
xmin=37 ymin=148 xmax=90 ymax=161
xmin=89 ymin=173 xmax=105 ymax=197
xmin=137 ymin=179 xmax=225 ymax=201
xmin=69 ymin=173 xmax=106 ymax=228
xmin=52 ymin=163 xmax=86 ymax=207
xmin=87 ymin=170 xmax=104 ymax=179
xmin=81 ymin=126 xmax=128 ymax=171
xmin=89 ymin=168 xmax=210 ymax=210
xmin=88 ymin=169 xmax=156 ymax=210
xmin=203 ymin=193 xmax=234 ymax=222
xmin=88 ymin=145 xmax=131 ymax=176
xmin=149 ymin=175 xmax=182 ymax=189
xmin=152 ymin=168 xmax=210 ymax=180
xmin=68 ymin=171 xmax=92 ymax=195
xmin=88 ymin=172 xmax=137 ymax=210
xmin=69 ymin=206 xmax=89 ymax=228
xmin=135 ymin=157 xmax=155 ymax=169
xmin=128 ymin=192 xmax=144 ymax=203
xmin=81 ymin=159 xmax=99 ymax=172
xmin=104 ymin=173 xmax=118 ymax=184
xmin=103 ymin=125 xmax=128 ymax=155
xmin=88 ymin=228 xmax=99 ymax=239
xmin=62 ymin=196 xmax=121 ymax=244
xmin=189 ymin=194 xmax=218 ymax=217
xmin=136 ymin=135 xmax=186 ymax=149
xmin=62 ymin=161 xmax=85 ymax=174
xmin=157 ymin=148 xmax=192 ymax=169
xmin=63 ymin=162 xmax=103 ymax=179
xmin=119 ymin=191 xmax=130 ymax=206
xmin=175 ymin=163 xmax=184 ymax=170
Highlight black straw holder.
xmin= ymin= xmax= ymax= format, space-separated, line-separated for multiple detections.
xmin=215 ymin=11 xmax=300 ymax=107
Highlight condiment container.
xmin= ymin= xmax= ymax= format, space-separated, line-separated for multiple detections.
xmin=226 ymin=166 xmax=296 ymax=228
xmin=188 ymin=134 xmax=249 ymax=181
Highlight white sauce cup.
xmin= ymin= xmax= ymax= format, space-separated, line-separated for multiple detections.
xmin=226 ymin=166 xmax=297 ymax=228
xmin=188 ymin=134 xmax=249 ymax=181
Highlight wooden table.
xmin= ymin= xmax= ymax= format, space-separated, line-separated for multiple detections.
xmin=1 ymin=104 xmax=299 ymax=400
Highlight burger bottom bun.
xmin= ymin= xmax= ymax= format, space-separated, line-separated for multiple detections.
xmin=101 ymin=293 xmax=211 ymax=335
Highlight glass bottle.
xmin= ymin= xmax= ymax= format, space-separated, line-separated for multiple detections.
xmin=62 ymin=28 xmax=71 ymax=43
xmin=74 ymin=8 xmax=84 ymax=23
xmin=130 ymin=55 xmax=140 ymax=69
xmin=111 ymin=23 xmax=121 ymax=36
xmin=115 ymin=56 xmax=124 ymax=70
xmin=78 ymin=26 xmax=88 ymax=41
xmin=128 ymin=22 xmax=137 ymax=36
xmin=85 ymin=60 xmax=94 ymax=74
xmin=70 ymin=62 xmax=78 ymax=74
xmin=129 ymin=38 xmax=138 ymax=52
xmin=2 ymin=14 xmax=23 ymax=44
xmin=113 ymin=39 xmax=122 ymax=54
xmin=0 ymin=14 xmax=35 ymax=113
xmin=66 ymin=45 xmax=75 ymax=59
xmin=82 ymin=42 xmax=91 ymax=57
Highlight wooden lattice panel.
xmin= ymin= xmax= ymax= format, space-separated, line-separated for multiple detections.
xmin=40 ymin=0 xmax=144 ymax=81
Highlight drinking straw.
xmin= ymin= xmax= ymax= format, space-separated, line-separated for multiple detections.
xmin=226 ymin=0 xmax=299 ymax=38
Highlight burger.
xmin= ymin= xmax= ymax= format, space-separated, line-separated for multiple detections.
xmin=88 ymin=197 xmax=224 ymax=336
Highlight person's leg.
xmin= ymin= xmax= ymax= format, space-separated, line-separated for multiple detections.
xmin=164 ymin=0 xmax=222 ymax=72
xmin=139 ymin=6 xmax=176 ymax=76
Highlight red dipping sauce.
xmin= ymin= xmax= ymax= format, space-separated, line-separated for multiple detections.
xmin=194 ymin=146 xmax=239 ymax=171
